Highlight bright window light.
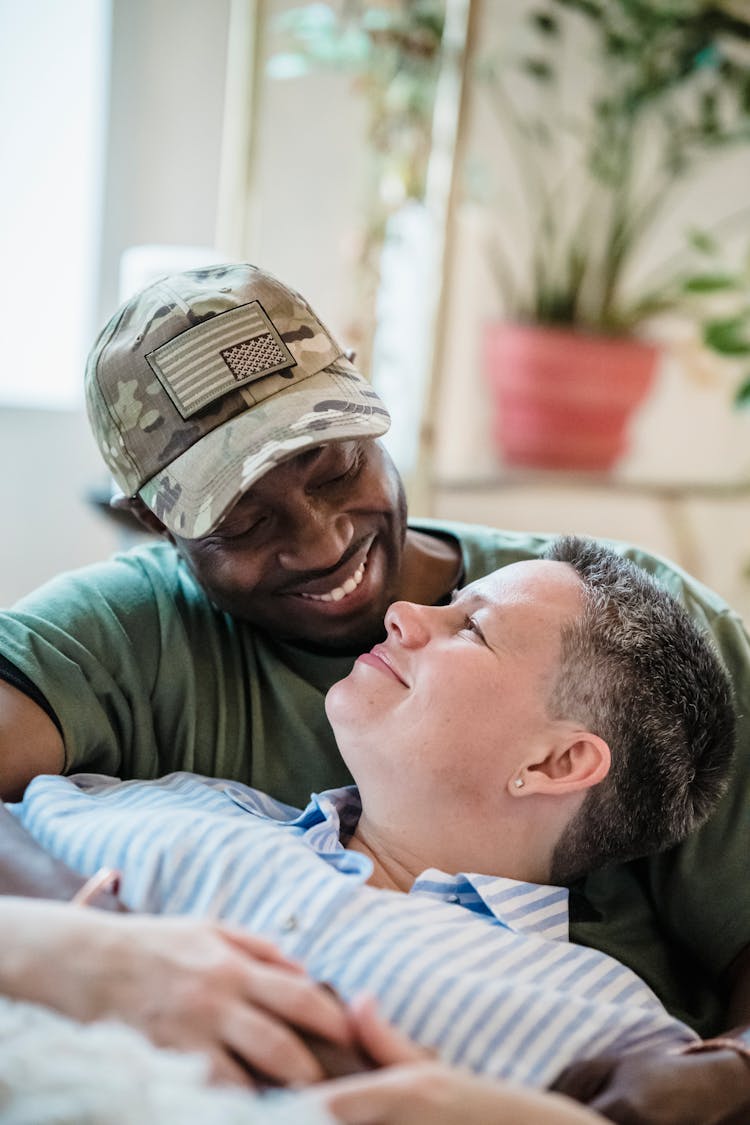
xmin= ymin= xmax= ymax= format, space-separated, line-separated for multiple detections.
xmin=0 ymin=0 xmax=109 ymax=409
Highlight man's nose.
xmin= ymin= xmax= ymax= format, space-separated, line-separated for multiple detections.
xmin=276 ymin=504 xmax=355 ymax=572
xmin=384 ymin=600 xmax=432 ymax=649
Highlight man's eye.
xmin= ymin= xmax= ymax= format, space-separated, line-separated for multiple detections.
xmin=214 ymin=516 xmax=265 ymax=542
xmin=318 ymin=450 xmax=364 ymax=488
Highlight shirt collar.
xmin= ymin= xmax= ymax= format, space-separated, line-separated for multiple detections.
xmin=224 ymin=783 xmax=360 ymax=831
xmin=466 ymin=873 xmax=569 ymax=940
xmin=223 ymin=783 xmax=569 ymax=938
xmin=223 ymin=783 xmax=370 ymax=878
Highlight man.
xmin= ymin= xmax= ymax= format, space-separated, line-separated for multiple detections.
xmin=7 ymin=540 xmax=735 ymax=1098
xmin=1 ymin=264 xmax=750 ymax=1119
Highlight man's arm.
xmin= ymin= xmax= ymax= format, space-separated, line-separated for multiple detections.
xmin=0 ymin=800 xmax=123 ymax=905
xmin=552 ymin=1043 xmax=750 ymax=1125
xmin=552 ymin=950 xmax=750 ymax=1125
xmin=0 ymin=681 xmax=93 ymax=902
xmin=0 ymin=680 xmax=64 ymax=801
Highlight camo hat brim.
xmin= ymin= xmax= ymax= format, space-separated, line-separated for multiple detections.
xmin=139 ymin=360 xmax=389 ymax=538
xmin=85 ymin=263 xmax=391 ymax=539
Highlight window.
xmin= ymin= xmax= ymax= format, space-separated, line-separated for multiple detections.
xmin=0 ymin=0 xmax=110 ymax=408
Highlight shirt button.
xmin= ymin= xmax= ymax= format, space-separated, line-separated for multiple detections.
xmin=281 ymin=914 xmax=299 ymax=932
xmin=446 ymin=894 xmax=460 ymax=904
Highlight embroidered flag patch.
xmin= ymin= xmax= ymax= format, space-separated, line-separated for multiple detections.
xmin=147 ymin=301 xmax=295 ymax=418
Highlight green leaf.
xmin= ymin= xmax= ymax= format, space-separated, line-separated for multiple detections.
xmin=687 ymin=229 xmax=719 ymax=256
xmin=530 ymin=10 xmax=559 ymax=36
xmin=522 ymin=58 xmax=555 ymax=82
xmin=682 ymin=274 xmax=737 ymax=293
xmin=274 ymin=4 xmax=336 ymax=34
xmin=266 ymin=52 xmax=313 ymax=79
xmin=704 ymin=317 xmax=750 ymax=356
xmin=733 ymin=376 xmax=750 ymax=409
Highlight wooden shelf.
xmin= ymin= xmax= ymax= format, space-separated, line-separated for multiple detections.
xmin=433 ymin=472 xmax=750 ymax=501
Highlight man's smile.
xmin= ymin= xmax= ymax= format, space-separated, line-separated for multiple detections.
xmin=296 ymin=556 xmax=368 ymax=603
xmin=284 ymin=536 xmax=376 ymax=607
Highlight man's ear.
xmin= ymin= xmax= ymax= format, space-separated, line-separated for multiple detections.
xmin=511 ymin=731 xmax=611 ymax=797
xmin=110 ymin=493 xmax=173 ymax=540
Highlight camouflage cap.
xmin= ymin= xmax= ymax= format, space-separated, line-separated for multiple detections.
xmin=85 ymin=263 xmax=391 ymax=538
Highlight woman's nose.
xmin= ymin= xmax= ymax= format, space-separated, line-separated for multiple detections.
xmin=384 ymin=600 xmax=432 ymax=648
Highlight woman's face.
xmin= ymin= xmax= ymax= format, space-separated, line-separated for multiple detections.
xmin=325 ymin=560 xmax=584 ymax=854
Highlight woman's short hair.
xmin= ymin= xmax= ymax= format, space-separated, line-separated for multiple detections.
xmin=545 ymin=536 xmax=736 ymax=884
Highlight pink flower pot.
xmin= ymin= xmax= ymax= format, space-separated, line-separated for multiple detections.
xmin=483 ymin=323 xmax=659 ymax=472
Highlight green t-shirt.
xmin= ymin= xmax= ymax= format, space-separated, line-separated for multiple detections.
xmin=2 ymin=519 xmax=749 ymax=1035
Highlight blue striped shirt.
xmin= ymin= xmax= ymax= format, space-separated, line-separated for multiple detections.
xmin=10 ymin=772 xmax=696 ymax=1086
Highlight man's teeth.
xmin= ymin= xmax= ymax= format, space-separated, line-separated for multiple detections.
xmin=299 ymin=559 xmax=367 ymax=603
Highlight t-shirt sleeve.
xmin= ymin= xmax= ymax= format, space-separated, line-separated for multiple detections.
xmin=0 ymin=549 xmax=172 ymax=778
xmin=1 ymin=544 xmax=257 ymax=785
xmin=0 ymin=548 xmax=175 ymax=778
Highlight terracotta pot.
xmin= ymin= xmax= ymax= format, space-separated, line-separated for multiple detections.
xmin=483 ymin=323 xmax=659 ymax=472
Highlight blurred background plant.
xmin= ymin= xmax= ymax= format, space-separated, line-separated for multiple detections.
xmin=478 ymin=0 xmax=750 ymax=368
xmin=268 ymin=0 xmax=446 ymax=368
xmin=267 ymin=1 xmax=750 ymax=426
xmin=663 ymin=227 xmax=750 ymax=403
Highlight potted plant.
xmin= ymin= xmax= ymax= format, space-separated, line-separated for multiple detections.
xmin=479 ymin=0 xmax=750 ymax=471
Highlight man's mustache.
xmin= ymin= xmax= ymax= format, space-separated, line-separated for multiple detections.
xmin=277 ymin=535 xmax=372 ymax=593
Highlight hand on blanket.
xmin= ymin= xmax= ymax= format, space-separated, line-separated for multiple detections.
xmin=0 ymin=898 xmax=353 ymax=1088
xmin=315 ymin=996 xmax=604 ymax=1124
xmin=552 ymin=1040 xmax=750 ymax=1124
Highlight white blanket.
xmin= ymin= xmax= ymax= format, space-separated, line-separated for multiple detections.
xmin=0 ymin=997 xmax=334 ymax=1125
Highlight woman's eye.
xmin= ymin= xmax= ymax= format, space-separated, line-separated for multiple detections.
xmin=461 ymin=616 xmax=486 ymax=644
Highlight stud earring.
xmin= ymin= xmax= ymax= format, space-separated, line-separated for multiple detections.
xmin=513 ymin=777 xmax=525 ymax=790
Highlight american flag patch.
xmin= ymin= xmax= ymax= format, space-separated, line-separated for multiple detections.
xmin=147 ymin=301 xmax=295 ymax=418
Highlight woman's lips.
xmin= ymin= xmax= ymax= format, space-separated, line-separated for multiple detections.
xmin=356 ymin=647 xmax=408 ymax=686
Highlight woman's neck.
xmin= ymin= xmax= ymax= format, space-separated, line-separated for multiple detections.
xmin=345 ymin=820 xmax=425 ymax=892
xmin=344 ymin=807 xmax=558 ymax=890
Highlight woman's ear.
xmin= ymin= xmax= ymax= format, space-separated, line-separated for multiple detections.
xmin=511 ymin=731 xmax=611 ymax=798
xmin=111 ymin=493 xmax=173 ymax=541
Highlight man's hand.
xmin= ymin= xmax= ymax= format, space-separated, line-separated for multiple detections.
xmin=314 ymin=996 xmax=604 ymax=1124
xmin=552 ymin=1043 xmax=750 ymax=1125
xmin=0 ymin=899 xmax=353 ymax=1087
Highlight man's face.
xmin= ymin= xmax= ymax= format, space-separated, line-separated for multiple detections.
xmin=325 ymin=560 xmax=584 ymax=849
xmin=171 ymin=439 xmax=408 ymax=650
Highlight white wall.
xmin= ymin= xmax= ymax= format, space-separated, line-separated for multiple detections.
xmin=0 ymin=410 xmax=134 ymax=607
xmin=0 ymin=0 xmax=109 ymax=410
xmin=97 ymin=0 xmax=232 ymax=322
